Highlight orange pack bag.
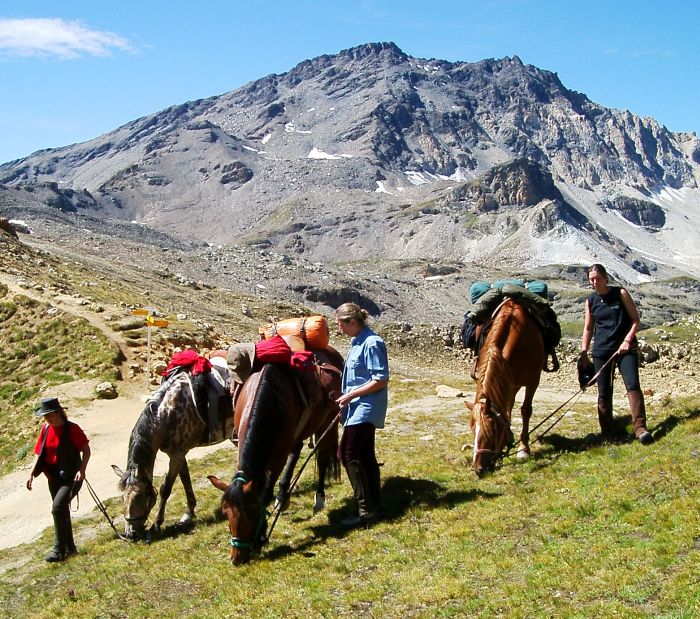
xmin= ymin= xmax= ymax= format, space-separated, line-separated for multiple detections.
xmin=258 ymin=316 xmax=330 ymax=350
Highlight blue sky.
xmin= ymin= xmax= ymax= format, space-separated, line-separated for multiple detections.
xmin=1 ymin=0 xmax=698 ymax=164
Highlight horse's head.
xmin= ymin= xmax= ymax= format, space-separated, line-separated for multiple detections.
xmin=470 ymin=396 xmax=514 ymax=478
xmin=112 ymin=464 xmax=157 ymax=540
xmin=208 ymin=472 xmax=268 ymax=566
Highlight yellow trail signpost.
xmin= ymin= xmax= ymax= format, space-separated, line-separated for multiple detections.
xmin=130 ymin=308 xmax=170 ymax=389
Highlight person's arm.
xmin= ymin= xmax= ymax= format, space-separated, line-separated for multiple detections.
xmin=336 ymin=378 xmax=388 ymax=408
xmin=75 ymin=444 xmax=91 ymax=482
xmin=581 ymin=299 xmax=593 ymax=355
xmin=26 ymin=454 xmax=41 ymax=491
xmin=618 ymin=288 xmax=641 ymax=354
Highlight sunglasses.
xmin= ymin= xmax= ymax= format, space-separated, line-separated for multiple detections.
xmin=338 ymin=317 xmax=353 ymax=324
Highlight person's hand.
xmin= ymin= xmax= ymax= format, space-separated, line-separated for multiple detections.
xmin=336 ymin=393 xmax=350 ymax=408
xmin=74 ymin=470 xmax=84 ymax=483
xmin=579 ymin=350 xmax=592 ymax=367
xmin=617 ymin=339 xmax=632 ymax=355
xmin=26 ymin=475 xmax=33 ymax=491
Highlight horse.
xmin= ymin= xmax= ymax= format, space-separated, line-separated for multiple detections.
xmin=208 ymin=347 xmax=343 ymax=565
xmin=111 ymin=368 xmax=234 ymax=539
xmin=467 ymin=298 xmax=545 ymax=477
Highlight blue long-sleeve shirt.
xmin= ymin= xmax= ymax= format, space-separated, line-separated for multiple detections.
xmin=341 ymin=326 xmax=389 ymax=428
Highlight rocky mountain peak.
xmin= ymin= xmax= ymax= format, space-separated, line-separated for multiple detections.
xmin=1 ymin=43 xmax=699 ymax=283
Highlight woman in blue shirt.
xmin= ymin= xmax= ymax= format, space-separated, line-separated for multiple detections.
xmin=335 ymin=303 xmax=389 ymax=527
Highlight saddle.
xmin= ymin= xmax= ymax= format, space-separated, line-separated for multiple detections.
xmin=469 ymin=297 xmax=560 ymax=378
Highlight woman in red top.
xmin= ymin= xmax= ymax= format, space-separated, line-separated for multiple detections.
xmin=26 ymin=397 xmax=91 ymax=562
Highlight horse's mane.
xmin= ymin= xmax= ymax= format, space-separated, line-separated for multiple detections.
xmin=124 ymin=374 xmax=191 ymax=479
xmin=225 ymin=364 xmax=290 ymax=507
xmin=125 ymin=408 xmax=157 ymax=474
xmin=475 ymin=303 xmax=517 ymax=435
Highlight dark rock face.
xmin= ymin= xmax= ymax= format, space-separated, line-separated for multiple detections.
xmin=602 ymin=196 xmax=666 ymax=229
xmin=0 ymin=217 xmax=19 ymax=238
xmin=219 ymin=162 xmax=253 ymax=187
xmin=292 ymin=285 xmax=382 ymax=316
xmin=449 ymin=159 xmax=563 ymax=212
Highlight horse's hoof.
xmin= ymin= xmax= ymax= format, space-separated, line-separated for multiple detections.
xmin=179 ymin=514 xmax=193 ymax=525
xmin=516 ymin=450 xmax=530 ymax=463
xmin=313 ymin=494 xmax=325 ymax=514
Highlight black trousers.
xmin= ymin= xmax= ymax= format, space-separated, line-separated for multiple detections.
xmin=48 ymin=477 xmax=73 ymax=516
xmin=338 ymin=422 xmax=377 ymax=471
xmin=593 ymin=350 xmax=642 ymax=400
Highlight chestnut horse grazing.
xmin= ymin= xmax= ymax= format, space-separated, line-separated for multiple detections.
xmin=468 ymin=298 xmax=545 ymax=477
xmin=112 ymin=371 xmax=233 ymax=539
xmin=208 ymin=348 xmax=343 ymax=565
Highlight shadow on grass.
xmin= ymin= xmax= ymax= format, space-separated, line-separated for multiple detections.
xmin=531 ymin=404 xmax=700 ymax=461
xmin=648 ymin=405 xmax=699 ymax=440
xmin=262 ymin=475 xmax=499 ymax=562
xmin=134 ymin=511 xmax=223 ymax=544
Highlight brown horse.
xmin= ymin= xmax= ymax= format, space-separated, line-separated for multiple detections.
xmin=112 ymin=370 xmax=234 ymax=539
xmin=468 ymin=298 xmax=545 ymax=477
xmin=208 ymin=348 xmax=343 ymax=565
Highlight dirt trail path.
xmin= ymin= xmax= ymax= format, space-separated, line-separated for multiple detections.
xmin=0 ymin=376 xmax=584 ymax=552
xmin=0 ymin=272 xmax=135 ymax=373
xmin=0 ymin=379 xmax=236 ymax=552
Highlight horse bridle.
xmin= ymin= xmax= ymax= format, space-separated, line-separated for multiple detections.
xmin=228 ymin=472 xmax=269 ymax=551
xmin=124 ymin=469 xmax=156 ymax=524
xmin=474 ymin=406 xmax=514 ymax=458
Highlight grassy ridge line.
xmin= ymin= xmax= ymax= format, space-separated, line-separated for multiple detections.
xmin=0 ymin=285 xmax=120 ymax=475
xmin=1 ymin=391 xmax=697 ymax=618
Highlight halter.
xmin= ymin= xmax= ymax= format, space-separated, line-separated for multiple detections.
xmin=228 ymin=472 xmax=270 ymax=550
xmin=123 ymin=469 xmax=156 ymax=523
xmin=474 ymin=404 xmax=514 ymax=458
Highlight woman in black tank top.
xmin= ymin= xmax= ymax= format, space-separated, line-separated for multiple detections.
xmin=580 ymin=264 xmax=652 ymax=445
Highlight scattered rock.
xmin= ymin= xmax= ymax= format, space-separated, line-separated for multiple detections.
xmin=436 ymin=385 xmax=464 ymax=398
xmin=95 ymin=382 xmax=118 ymax=399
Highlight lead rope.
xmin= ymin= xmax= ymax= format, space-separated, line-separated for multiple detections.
xmin=265 ymin=410 xmax=341 ymax=543
xmin=83 ymin=477 xmax=130 ymax=541
xmin=500 ymin=352 xmax=619 ymax=460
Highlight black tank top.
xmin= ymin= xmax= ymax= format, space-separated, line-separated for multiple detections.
xmin=588 ymin=286 xmax=633 ymax=356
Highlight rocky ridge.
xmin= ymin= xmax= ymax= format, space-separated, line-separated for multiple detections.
xmin=0 ymin=42 xmax=698 ymax=285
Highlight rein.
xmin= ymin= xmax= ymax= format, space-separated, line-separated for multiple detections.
xmin=228 ymin=473 xmax=270 ymax=550
xmin=530 ymin=351 xmax=619 ymax=445
xmin=265 ymin=410 xmax=341 ymax=542
xmin=84 ymin=478 xmax=130 ymax=542
xmin=499 ymin=352 xmax=620 ymax=461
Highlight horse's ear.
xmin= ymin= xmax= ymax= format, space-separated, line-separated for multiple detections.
xmin=465 ymin=401 xmax=474 ymax=412
xmin=112 ymin=464 xmax=125 ymax=478
xmin=207 ymin=475 xmax=229 ymax=492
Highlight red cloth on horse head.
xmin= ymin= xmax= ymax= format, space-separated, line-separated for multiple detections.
xmin=163 ymin=349 xmax=212 ymax=376
xmin=254 ymin=335 xmax=293 ymax=367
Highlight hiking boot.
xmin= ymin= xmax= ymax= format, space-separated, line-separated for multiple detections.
xmin=45 ymin=548 xmax=65 ymax=562
xmin=344 ymin=460 xmax=379 ymax=527
xmin=341 ymin=511 xmax=381 ymax=528
xmin=638 ymin=431 xmax=653 ymax=445
xmin=597 ymin=397 xmax=614 ymax=438
xmin=627 ymin=390 xmax=649 ymax=439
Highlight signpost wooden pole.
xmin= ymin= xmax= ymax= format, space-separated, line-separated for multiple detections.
xmin=131 ymin=307 xmax=169 ymax=390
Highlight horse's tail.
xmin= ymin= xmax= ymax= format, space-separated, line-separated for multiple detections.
xmin=325 ymin=428 xmax=341 ymax=483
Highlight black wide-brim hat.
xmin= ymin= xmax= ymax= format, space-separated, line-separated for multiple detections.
xmin=35 ymin=397 xmax=64 ymax=417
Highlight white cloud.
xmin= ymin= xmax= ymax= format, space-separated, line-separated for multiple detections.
xmin=0 ymin=18 xmax=134 ymax=59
